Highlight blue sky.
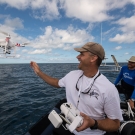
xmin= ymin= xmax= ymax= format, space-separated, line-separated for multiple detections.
xmin=0 ymin=0 xmax=135 ymax=63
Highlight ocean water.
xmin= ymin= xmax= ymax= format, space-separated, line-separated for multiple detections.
xmin=0 ymin=63 xmax=126 ymax=135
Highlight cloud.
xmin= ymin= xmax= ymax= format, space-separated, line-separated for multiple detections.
xmin=15 ymin=54 xmax=21 ymax=58
xmin=0 ymin=14 xmax=10 ymax=19
xmin=60 ymin=0 xmax=135 ymax=23
xmin=31 ymin=0 xmax=60 ymax=20
xmin=109 ymin=32 xmax=135 ymax=43
xmin=0 ymin=15 xmax=24 ymax=36
xmin=109 ymin=15 xmax=135 ymax=43
xmin=0 ymin=54 xmax=5 ymax=58
xmin=32 ymin=25 xmax=94 ymax=50
xmin=1 ymin=0 xmax=135 ymax=22
xmin=28 ymin=49 xmax=52 ymax=54
xmin=4 ymin=17 xmax=24 ymax=29
xmin=125 ymin=52 xmax=129 ymax=55
xmin=115 ymin=46 xmax=122 ymax=50
xmin=60 ymin=0 xmax=112 ymax=22
xmin=0 ymin=0 xmax=60 ymax=21
xmin=115 ymin=16 xmax=135 ymax=32
xmin=0 ymin=0 xmax=30 ymax=9
xmin=22 ymin=49 xmax=28 ymax=53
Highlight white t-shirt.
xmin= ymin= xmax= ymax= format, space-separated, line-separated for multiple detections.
xmin=58 ymin=70 xmax=123 ymax=135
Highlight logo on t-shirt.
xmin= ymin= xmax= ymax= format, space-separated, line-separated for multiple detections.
xmin=123 ymin=73 xmax=133 ymax=80
xmin=90 ymin=90 xmax=99 ymax=100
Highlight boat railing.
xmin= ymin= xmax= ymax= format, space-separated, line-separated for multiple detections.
xmin=99 ymin=55 xmax=122 ymax=72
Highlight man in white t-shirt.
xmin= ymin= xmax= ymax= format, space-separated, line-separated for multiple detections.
xmin=30 ymin=42 xmax=123 ymax=135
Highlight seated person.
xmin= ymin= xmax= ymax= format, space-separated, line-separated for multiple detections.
xmin=31 ymin=42 xmax=123 ymax=135
xmin=114 ymin=56 xmax=135 ymax=109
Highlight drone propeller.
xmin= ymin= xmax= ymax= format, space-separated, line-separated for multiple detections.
xmin=22 ymin=43 xmax=29 ymax=45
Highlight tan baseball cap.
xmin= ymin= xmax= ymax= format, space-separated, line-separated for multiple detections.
xmin=74 ymin=42 xmax=105 ymax=60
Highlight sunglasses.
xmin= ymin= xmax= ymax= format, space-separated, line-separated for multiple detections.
xmin=76 ymin=72 xmax=101 ymax=94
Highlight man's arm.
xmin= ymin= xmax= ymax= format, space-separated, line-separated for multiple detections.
xmin=114 ymin=67 xmax=123 ymax=85
xmin=30 ymin=61 xmax=60 ymax=88
xmin=76 ymin=113 xmax=120 ymax=132
xmin=97 ymin=118 xmax=120 ymax=131
xmin=129 ymin=88 xmax=135 ymax=109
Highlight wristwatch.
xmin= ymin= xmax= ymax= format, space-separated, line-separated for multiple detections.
xmin=90 ymin=119 xmax=98 ymax=130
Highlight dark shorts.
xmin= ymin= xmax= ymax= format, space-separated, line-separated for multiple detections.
xmin=116 ymin=80 xmax=134 ymax=99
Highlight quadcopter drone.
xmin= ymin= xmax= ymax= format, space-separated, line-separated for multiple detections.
xmin=0 ymin=31 xmax=29 ymax=57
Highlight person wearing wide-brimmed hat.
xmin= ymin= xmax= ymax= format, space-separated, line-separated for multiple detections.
xmin=114 ymin=56 xmax=135 ymax=109
xmin=31 ymin=42 xmax=123 ymax=135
